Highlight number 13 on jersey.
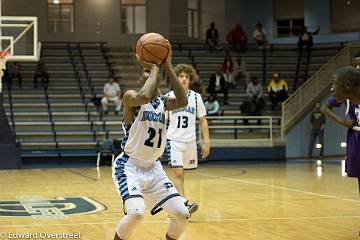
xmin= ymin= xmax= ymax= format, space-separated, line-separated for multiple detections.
xmin=177 ymin=116 xmax=188 ymax=128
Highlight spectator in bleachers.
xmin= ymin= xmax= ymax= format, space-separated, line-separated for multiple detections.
xmin=206 ymin=22 xmax=220 ymax=52
xmin=242 ymin=76 xmax=264 ymax=125
xmin=233 ymin=54 xmax=249 ymax=90
xmin=247 ymin=76 xmax=263 ymax=100
xmin=8 ymin=62 xmax=22 ymax=89
xmin=297 ymin=26 xmax=320 ymax=51
xmin=34 ymin=60 xmax=49 ymax=89
xmin=207 ymin=68 xmax=229 ymax=105
xmin=205 ymin=94 xmax=221 ymax=116
xmin=252 ymin=22 xmax=268 ymax=50
xmin=221 ymin=54 xmax=235 ymax=88
xmin=268 ymin=73 xmax=288 ymax=110
xmin=227 ymin=24 xmax=248 ymax=53
xmin=101 ymin=76 xmax=121 ymax=114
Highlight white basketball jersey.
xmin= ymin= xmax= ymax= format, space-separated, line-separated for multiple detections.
xmin=166 ymin=90 xmax=206 ymax=142
xmin=122 ymin=96 xmax=167 ymax=165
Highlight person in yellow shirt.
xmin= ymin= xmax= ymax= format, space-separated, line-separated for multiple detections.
xmin=268 ymin=73 xmax=288 ymax=110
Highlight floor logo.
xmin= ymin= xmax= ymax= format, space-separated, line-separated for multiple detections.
xmin=0 ymin=196 xmax=106 ymax=219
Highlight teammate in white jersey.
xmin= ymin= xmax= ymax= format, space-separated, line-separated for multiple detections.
xmin=112 ymin=41 xmax=189 ymax=240
xmin=165 ymin=64 xmax=210 ymax=214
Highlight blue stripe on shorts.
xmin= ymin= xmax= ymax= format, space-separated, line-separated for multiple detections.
xmin=114 ymin=153 xmax=130 ymax=199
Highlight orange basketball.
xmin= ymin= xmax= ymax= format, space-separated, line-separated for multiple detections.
xmin=135 ymin=33 xmax=169 ymax=65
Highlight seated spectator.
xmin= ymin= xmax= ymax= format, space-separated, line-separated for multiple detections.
xmin=205 ymin=94 xmax=221 ymax=116
xmin=297 ymin=26 xmax=320 ymax=51
xmin=227 ymin=24 xmax=248 ymax=53
xmin=252 ymin=22 xmax=268 ymax=49
xmin=221 ymin=54 xmax=235 ymax=88
xmin=8 ymin=62 xmax=22 ymax=89
xmin=207 ymin=69 xmax=229 ymax=105
xmin=241 ymin=76 xmax=264 ymax=125
xmin=101 ymin=76 xmax=121 ymax=114
xmin=206 ymin=22 xmax=221 ymax=51
xmin=268 ymin=73 xmax=288 ymax=110
xmin=34 ymin=60 xmax=49 ymax=89
xmin=233 ymin=54 xmax=249 ymax=89
xmin=247 ymin=76 xmax=263 ymax=100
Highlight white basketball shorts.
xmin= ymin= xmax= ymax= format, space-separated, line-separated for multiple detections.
xmin=166 ymin=139 xmax=198 ymax=170
xmin=112 ymin=152 xmax=180 ymax=214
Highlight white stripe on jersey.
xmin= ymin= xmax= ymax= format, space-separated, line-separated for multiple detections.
xmin=123 ymin=96 xmax=167 ymax=167
xmin=166 ymin=90 xmax=206 ymax=142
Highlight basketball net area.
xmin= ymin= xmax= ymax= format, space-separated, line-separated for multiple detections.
xmin=0 ymin=9 xmax=40 ymax=92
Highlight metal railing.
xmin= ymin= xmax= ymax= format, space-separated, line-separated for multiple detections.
xmin=198 ymin=115 xmax=282 ymax=146
xmin=281 ymin=41 xmax=360 ymax=139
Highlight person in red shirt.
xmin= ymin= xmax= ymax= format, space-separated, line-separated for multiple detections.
xmin=221 ymin=55 xmax=235 ymax=88
xmin=227 ymin=24 xmax=248 ymax=53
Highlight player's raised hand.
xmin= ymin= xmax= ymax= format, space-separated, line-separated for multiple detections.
xmin=164 ymin=39 xmax=173 ymax=67
xmin=136 ymin=53 xmax=157 ymax=70
xmin=201 ymin=142 xmax=210 ymax=158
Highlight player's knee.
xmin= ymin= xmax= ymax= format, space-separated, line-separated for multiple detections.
xmin=171 ymin=205 xmax=190 ymax=222
xmin=127 ymin=208 xmax=145 ymax=223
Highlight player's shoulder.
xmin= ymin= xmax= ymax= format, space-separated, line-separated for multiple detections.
xmin=327 ymin=96 xmax=344 ymax=107
xmin=164 ymin=90 xmax=175 ymax=97
xmin=123 ymin=89 xmax=137 ymax=98
xmin=157 ymin=95 xmax=167 ymax=104
xmin=191 ymin=90 xmax=204 ymax=101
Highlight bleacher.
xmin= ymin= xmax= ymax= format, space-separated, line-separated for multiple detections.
xmin=108 ymin=42 xmax=342 ymax=117
xmin=172 ymin=43 xmax=341 ymax=116
xmin=3 ymin=41 xmax=342 ymax=160
xmin=4 ymin=42 xmax=121 ymax=158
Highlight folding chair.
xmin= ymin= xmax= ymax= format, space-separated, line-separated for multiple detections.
xmin=96 ymin=139 xmax=115 ymax=179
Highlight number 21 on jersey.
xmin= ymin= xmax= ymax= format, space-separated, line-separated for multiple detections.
xmin=144 ymin=127 xmax=162 ymax=148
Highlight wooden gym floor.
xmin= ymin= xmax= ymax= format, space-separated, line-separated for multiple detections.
xmin=0 ymin=159 xmax=359 ymax=240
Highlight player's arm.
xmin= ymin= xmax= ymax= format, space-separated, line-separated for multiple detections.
xmin=199 ymin=116 xmax=210 ymax=158
xmin=197 ymin=95 xmax=210 ymax=158
xmin=321 ymin=103 xmax=356 ymax=129
xmin=122 ymin=58 xmax=159 ymax=107
xmin=163 ymin=42 xmax=188 ymax=111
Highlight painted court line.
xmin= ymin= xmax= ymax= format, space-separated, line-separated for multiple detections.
xmin=2 ymin=215 xmax=360 ymax=228
xmin=195 ymin=172 xmax=360 ymax=203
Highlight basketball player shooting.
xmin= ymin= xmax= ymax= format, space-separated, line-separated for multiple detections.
xmin=112 ymin=37 xmax=190 ymax=240
xmin=165 ymin=63 xmax=210 ymax=214
xmin=321 ymin=66 xmax=360 ymax=194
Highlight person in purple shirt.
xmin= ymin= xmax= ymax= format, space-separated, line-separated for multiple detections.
xmin=321 ymin=66 xmax=360 ymax=194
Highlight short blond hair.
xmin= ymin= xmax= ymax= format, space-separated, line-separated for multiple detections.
xmin=174 ymin=64 xmax=197 ymax=85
